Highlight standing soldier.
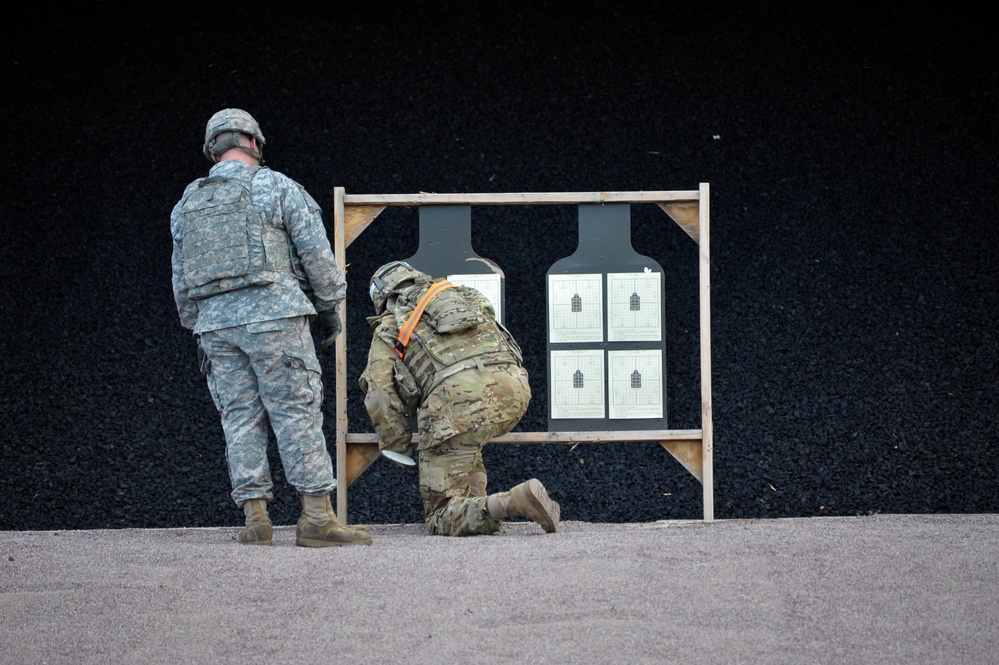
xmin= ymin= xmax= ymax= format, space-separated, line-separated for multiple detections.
xmin=170 ymin=108 xmax=371 ymax=547
xmin=360 ymin=260 xmax=561 ymax=536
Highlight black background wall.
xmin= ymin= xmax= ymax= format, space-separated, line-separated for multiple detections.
xmin=2 ymin=2 xmax=996 ymax=530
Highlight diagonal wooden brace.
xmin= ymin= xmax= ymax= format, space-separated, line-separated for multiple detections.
xmin=344 ymin=441 xmax=382 ymax=488
xmin=660 ymin=438 xmax=704 ymax=483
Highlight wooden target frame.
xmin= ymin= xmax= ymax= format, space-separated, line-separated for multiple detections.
xmin=331 ymin=185 xmax=713 ymax=524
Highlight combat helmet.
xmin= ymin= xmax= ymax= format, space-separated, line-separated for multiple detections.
xmin=369 ymin=260 xmax=429 ymax=315
xmin=202 ymin=108 xmax=266 ymax=162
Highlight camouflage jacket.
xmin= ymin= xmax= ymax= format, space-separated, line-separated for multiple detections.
xmin=170 ymin=160 xmax=345 ymax=333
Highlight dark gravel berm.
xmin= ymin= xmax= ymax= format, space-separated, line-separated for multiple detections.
xmin=1 ymin=3 xmax=996 ymax=531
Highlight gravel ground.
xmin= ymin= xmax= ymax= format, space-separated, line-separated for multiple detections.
xmin=1 ymin=3 xmax=996 ymax=530
xmin=4 ymin=514 xmax=998 ymax=665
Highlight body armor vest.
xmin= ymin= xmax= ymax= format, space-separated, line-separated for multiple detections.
xmin=180 ymin=167 xmax=305 ymax=299
xmin=391 ymin=284 xmax=522 ymax=397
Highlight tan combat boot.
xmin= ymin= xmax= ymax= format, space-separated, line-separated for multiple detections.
xmin=486 ymin=479 xmax=560 ymax=533
xmin=238 ymin=498 xmax=273 ymax=546
xmin=296 ymin=493 xmax=373 ymax=547
xmin=469 ymin=471 xmax=488 ymax=497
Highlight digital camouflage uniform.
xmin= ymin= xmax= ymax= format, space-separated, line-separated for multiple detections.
xmin=360 ymin=279 xmax=531 ymax=536
xmin=171 ymin=159 xmax=345 ymax=507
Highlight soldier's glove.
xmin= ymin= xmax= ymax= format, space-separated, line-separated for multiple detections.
xmin=317 ymin=307 xmax=342 ymax=349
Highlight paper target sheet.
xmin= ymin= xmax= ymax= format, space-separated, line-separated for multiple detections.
xmin=547 ymin=273 xmax=603 ymax=343
xmin=550 ymin=349 xmax=605 ymax=419
xmin=607 ymin=271 xmax=662 ymax=342
xmin=448 ymin=272 xmax=503 ymax=324
xmin=607 ymin=349 xmax=663 ymax=419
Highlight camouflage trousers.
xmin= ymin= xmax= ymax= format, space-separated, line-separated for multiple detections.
xmin=200 ymin=316 xmax=334 ymax=506
xmin=419 ymin=365 xmax=530 ymax=536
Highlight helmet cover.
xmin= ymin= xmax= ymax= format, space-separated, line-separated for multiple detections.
xmin=369 ymin=261 xmax=429 ymax=314
xmin=202 ymin=108 xmax=266 ymax=161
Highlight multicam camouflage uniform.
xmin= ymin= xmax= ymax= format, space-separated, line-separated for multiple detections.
xmin=170 ymin=159 xmax=344 ymax=507
xmin=360 ymin=281 xmax=530 ymax=536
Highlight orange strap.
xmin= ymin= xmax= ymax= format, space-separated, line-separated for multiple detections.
xmin=394 ymin=280 xmax=456 ymax=358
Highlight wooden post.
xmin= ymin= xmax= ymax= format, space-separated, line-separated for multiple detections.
xmin=698 ymin=183 xmax=714 ymax=521
xmin=333 ymin=187 xmax=350 ymax=523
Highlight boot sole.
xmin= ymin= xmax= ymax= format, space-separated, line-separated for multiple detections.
xmin=524 ymin=479 xmax=561 ymax=533
xmin=295 ymin=528 xmax=373 ymax=547
xmin=295 ymin=537 xmax=372 ymax=547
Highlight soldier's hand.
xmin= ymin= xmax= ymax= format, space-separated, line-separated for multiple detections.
xmin=317 ymin=307 xmax=342 ymax=349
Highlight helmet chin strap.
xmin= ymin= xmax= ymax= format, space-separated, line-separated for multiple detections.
xmin=209 ymin=133 xmax=262 ymax=162
xmin=239 ymin=143 xmax=263 ymax=162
